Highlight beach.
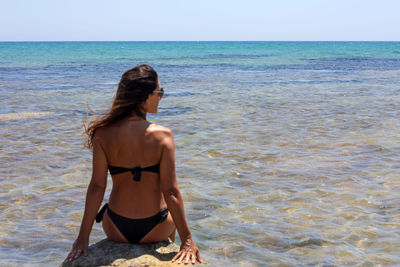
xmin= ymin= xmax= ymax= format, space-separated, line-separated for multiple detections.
xmin=0 ymin=41 xmax=400 ymax=266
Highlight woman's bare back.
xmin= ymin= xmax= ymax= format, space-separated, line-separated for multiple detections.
xmin=96 ymin=118 xmax=170 ymax=218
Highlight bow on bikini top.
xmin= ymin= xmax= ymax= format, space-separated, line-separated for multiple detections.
xmin=108 ymin=164 xmax=160 ymax=181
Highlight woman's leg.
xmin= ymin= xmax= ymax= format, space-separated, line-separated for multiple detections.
xmin=169 ymin=228 xmax=176 ymax=242
xmin=139 ymin=212 xmax=176 ymax=243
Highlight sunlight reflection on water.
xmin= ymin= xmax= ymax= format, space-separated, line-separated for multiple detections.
xmin=1 ymin=42 xmax=400 ymax=266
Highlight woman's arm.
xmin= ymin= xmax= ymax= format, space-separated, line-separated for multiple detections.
xmin=66 ymin=135 xmax=108 ymax=262
xmin=159 ymin=129 xmax=202 ymax=264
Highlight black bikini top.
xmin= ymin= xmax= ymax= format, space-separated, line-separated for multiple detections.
xmin=108 ymin=164 xmax=160 ymax=182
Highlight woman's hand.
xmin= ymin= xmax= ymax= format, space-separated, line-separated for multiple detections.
xmin=66 ymin=235 xmax=89 ymax=262
xmin=172 ymin=237 xmax=202 ymax=264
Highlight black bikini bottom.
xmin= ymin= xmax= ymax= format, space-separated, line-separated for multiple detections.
xmin=95 ymin=203 xmax=168 ymax=243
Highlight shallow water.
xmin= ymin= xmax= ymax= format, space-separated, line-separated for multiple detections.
xmin=1 ymin=42 xmax=400 ymax=266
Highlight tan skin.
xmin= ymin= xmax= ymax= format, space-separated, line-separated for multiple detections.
xmin=66 ymin=79 xmax=202 ymax=264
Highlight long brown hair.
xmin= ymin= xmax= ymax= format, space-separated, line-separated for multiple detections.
xmin=85 ymin=64 xmax=158 ymax=149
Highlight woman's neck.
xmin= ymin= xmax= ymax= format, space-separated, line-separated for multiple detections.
xmin=128 ymin=113 xmax=146 ymax=121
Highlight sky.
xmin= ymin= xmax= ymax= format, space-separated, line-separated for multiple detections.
xmin=0 ymin=0 xmax=399 ymax=41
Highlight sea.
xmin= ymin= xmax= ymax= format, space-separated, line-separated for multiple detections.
xmin=0 ymin=42 xmax=399 ymax=266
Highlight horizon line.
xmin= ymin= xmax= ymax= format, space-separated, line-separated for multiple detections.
xmin=1 ymin=40 xmax=400 ymax=43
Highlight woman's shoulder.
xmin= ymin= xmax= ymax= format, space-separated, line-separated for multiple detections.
xmin=92 ymin=121 xmax=125 ymax=139
xmin=147 ymin=123 xmax=173 ymax=137
xmin=93 ymin=127 xmax=108 ymax=139
xmin=146 ymin=124 xmax=174 ymax=147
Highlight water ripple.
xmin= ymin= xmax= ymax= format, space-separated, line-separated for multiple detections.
xmin=1 ymin=42 xmax=400 ymax=266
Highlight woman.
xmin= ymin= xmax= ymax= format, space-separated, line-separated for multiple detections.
xmin=66 ymin=65 xmax=202 ymax=264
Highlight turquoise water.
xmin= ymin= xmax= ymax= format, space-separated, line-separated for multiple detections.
xmin=1 ymin=42 xmax=400 ymax=266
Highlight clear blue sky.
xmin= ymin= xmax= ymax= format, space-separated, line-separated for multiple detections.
xmin=1 ymin=0 xmax=399 ymax=41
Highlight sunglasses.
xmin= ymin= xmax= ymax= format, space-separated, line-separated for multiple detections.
xmin=153 ymin=87 xmax=164 ymax=98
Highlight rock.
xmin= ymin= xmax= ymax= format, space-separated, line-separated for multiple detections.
xmin=61 ymin=238 xmax=192 ymax=267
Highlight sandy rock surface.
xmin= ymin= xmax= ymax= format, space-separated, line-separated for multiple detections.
xmin=61 ymin=239 xmax=193 ymax=267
